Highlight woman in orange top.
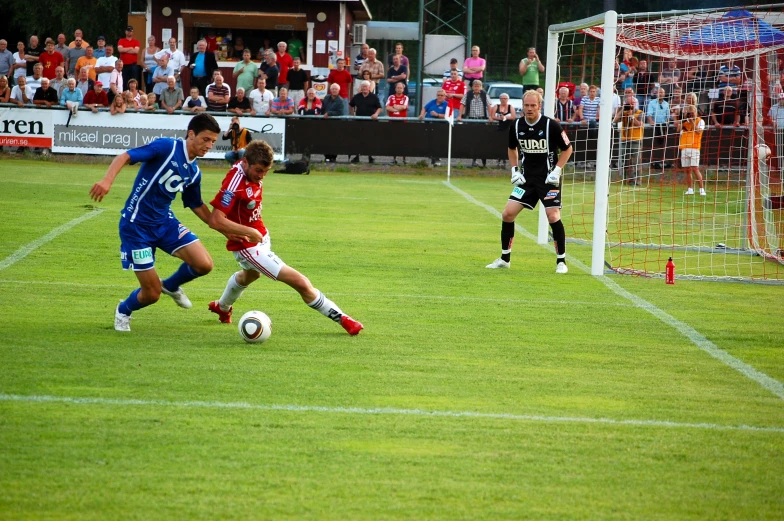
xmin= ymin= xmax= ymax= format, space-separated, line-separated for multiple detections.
xmin=677 ymin=104 xmax=706 ymax=196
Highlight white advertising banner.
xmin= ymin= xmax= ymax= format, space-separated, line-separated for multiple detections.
xmin=2 ymin=108 xmax=285 ymax=160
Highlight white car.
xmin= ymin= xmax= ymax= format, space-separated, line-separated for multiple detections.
xmin=487 ymin=83 xmax=524 ymax=111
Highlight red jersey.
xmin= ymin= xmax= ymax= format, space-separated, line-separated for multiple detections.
xmin=327 ymin=68 xmax=353 ymax=98
xmin=276 ymin=51 xmax=293 ymax=84
xmin=39 ymin=51 xmax=64 ymax=79
xmin=210 ymin=162 xmax=268 ymax=251
xmin=204 ymin=36 xmax=218 ymax=52
xmin=117 ymin=38 xmax=141 ymax=65
xmin=386 ymin=94 xmax=409 ymax=118
xmin=442 ymin=79 xmax=465 ymax=112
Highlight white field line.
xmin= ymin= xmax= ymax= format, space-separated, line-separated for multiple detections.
xmin=444 ymin=181 xmax=784 ymax=401
xmin=0 ymin=209 xmax=104 ymax=272
xmin=1 ymin=393 xmax=781 ymax=434
xmin=0 ymin=279 xmax=635 ymax=308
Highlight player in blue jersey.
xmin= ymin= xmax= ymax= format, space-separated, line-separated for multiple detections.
xmin=89 ymin=113 xmax=223 ymax=331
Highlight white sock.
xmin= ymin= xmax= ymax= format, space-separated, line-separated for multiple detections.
xmin=307 ymin=290 xmax=344 ymax=323
xmin=219 ymin=272 xmax=247 ymax=310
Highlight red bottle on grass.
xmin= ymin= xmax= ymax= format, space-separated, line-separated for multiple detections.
xmin=665 ymin=257 xmax=675 ymax=285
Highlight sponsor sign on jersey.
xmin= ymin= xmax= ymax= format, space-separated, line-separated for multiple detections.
xmin=132 ymin=247 xmax=153 ymax=265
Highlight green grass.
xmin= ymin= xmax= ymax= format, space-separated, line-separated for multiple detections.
xmin=1 ymin=159 xmax=783 ymax=520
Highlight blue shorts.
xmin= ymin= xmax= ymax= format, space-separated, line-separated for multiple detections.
xmin=119 ymin=218 xmax=199 ymax=271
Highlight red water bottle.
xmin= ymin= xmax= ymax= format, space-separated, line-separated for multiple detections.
xmin=665 ymin=257 xmax=675 ymax=285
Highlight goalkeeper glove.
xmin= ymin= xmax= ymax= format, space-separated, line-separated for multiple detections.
xmin=545 ymin=165 xmax=562 ymax=185
xmin=511 ymin=166 xmax=526 ymax=187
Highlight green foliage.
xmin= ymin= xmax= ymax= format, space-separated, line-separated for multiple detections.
xmin=3 ymin=0 xmax=128 ymax=44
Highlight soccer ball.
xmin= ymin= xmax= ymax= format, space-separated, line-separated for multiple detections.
xmin=756 ymin=144 xmax=772 ymax=161
xmin=238 ymin=310 xmax=272 ymax=343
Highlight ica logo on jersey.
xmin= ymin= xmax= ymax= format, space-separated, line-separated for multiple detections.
xmin=518 ymin=138 xmax=548 ymax=154
xmin=158 ymin=169 xmax=187 ymax=193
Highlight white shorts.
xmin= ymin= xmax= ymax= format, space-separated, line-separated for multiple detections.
xmin=681 ymin=148 xmax=700 ymax=168
xmin=232 ymin=235 xmax=286 ymax=280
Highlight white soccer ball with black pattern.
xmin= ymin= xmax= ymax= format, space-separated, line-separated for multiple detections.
xmin=756 ymin=144 xmax=771 ymax=161
xmin=238 ymin=310 xmax=272 ymax=343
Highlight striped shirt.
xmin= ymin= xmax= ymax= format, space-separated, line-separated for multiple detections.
xmin=207 ymin=84 xmax=229 ymax=111
xmin=580 ymin=97 xmax=600 ymax=121
xmin=270 ymin=97 xmax=294 ymax=113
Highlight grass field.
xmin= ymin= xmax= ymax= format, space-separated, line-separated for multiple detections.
xmin=1 ymin=158 xmax=783 ymax=520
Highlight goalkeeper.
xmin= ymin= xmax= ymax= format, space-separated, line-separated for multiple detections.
xmin=486 ymin=90 xmax=573 ymax=273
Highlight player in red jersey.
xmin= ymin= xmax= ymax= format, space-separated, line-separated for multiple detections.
xmin=386 ymin=81 xmax=409 ymax=165
xmin=442 ymin=69 xmax=465 ymax=116
xmin=207 ymin=140 xmax=363 ymax=335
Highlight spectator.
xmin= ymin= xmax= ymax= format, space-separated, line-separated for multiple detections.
xmin=68 ymin=29 xmax=90 ymax=49
xmin=443 ymin=57 xmax=463 ymax=79
xmin=94 ymin=44 xmax=117 ymax=87
xmin=418 ymin=88 xmax=450 ymax=166
xmin=68 ymin=38 xmax=87 ymax=78
xmin=387 ymin=82 xmax=409 ymax=165
xmin=717 ymin=60 xmax=743 ymax=91
xmin=658 ymin=58 xmax=680 ymax=96
xmin=145 ymin=92 xmax=159 ymax=111
xmin=206 ymin=69 xmax=231 ymax=99
xmin=322 ymin=83 xmax=346 ymax=163
xmin=184 ymin=86 xmax=207 ymax=112
xmin=259 ymin=52 xmax=279 ymax=94
xmin=354 ymin=43 xmax=369 ymax=78
xmin=110 ymin=93 xmax=127 ymax=115
xmin=161 ymin=76 xmax=184 ymax=113
xmin=711 ymin=86 xmax=740 ymax=128
xmin=118 ymin=25 xmax=141 ymax=89
xmin=256 ymin=38 xmax=273 ymax=61
xmin=60 ymin=78 xmax=83 ymax=114
xmin=463 ymin=45 xmax=486 ymax=88
xmin=228 ymin=87 xmax=252 ymax=115
xmin=387 ymin=42 xmax=409 ymax=68
xmin=26 ymin=63 xmax=43 ymax=90
xmin=50 ymin=66 xmax=67 ymax=97
xmin=126 ymin=78 xmax=141 ymax=108
xmin=554 ymin=86 xmax=575 ymax=123
xmin=76 ymin=45 xmax=98 ymax=80
xmin=442 ymin=69 xmax=465 ymax=117
xmin=287 ymin=32 xmax=305 ymax=62
xmin=83 ymin=81 xmax=109 ymax=112
xmin=647 ymin=87 xmax=671 ymax=168
xmin=138 ymin=93 xmax=149 ymax=110
xmin=669 ymin=86 xmax=684 ymax=124
xmin=684 ymin=62 xmax=707 ymax=93
xmin=12 ymin=42 xmax=27 ymax=85
xmin=143 ymin=36 xmax=160 ymax=93
xmin=248 ymin=77 xmax=273 ymax=116
xmin=25 ymin=35 xmax=42 ymax=76
xmin=33 ymin=77 xmax=58 ymax=107
xmin=53 ymin=34 xmax=69 ymax=73
xmin=573 ymin=82 xmax=589 ymax=108
xmin=355 ymin=69 xmax=375 ymax=96
xmin=490 ymin=92 xmax=517 ymax=129
xmin=122 ymin=90 xmax=136 ymax=110
xmin=458 ymin=79 xmax=492 ymax=167
xmin=616 ymin=48 xmax=635 ymax=92
xmin=349 ymin=80 xmax=382 ymax=163
xmin=287 ymin=56 xmax=310 ymax=106
xmin=93 ymin=36 xmax=107 ymax=59
xmin=621 ymin=86 xmax=640 ymax=111
xmin=613 ymin=90 xmax=644 ymax=186
xmin=76 ymin=67 xmax=93 ymax=97
xmin=154 ymin=37 xmax=187 ymax=87
xmin=326 ymin=57 xmax=351 ymax=103
xmin=519 ymin=47 xmax=544 ymax=92
xmin=275 ymin=41 xmax=294 ymax=88
xmin=232 ymin=49 xmax=258 ymax=94
xmin=0 ymin=75 xmax=10 ymax=103
xmin=203 ymin=30 xmax=218 ymax=53
xmin=270 ymin=86 xmax=295 ymax=115
xmin=152 ymin=54 xmax=174 ymax=96
xmin=386 ymin=54 xmax=408 ymax=100
xmin=578 ymin=84 xmax=601 ymax=127
xmin=10 ymin=75 xmax=33 ymax=106
xmin=677 ymin=103 xmax=706 ymax=196
xmin=684 ymin=92 xmax=703 ymax=117
xmin=187 ymin=40 xmax=218 ymax=96
xmin=107 ymin=60 xmax=124 ymax=103
xmin=38 ymin=39 xmax=65 ymax=80
xmin=228 ymin=36 xmax=245 ymax=60
xmin=298 ymin=87 xmax=323 ymax=115
xmin=207 ymin=74 xmax=230 ymax=111
xmin=222 ymin=116 xmax=251 ymax=163
xmin=359 ymin=48 xmax=384 ymax=93
xmin=768 ymin=93 xmax=784 ymax=129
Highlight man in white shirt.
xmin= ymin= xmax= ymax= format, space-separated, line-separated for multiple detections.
xmin=248 ymin=77 xmax=273 ymax=116
xmin=26 ymin=63 xmax=44 ymax=90
xmin=94 ymin=44 xmax=118 ymax=87
xmin=10 ymin=75 xmax=33 ymax=106
xmin=152 ymin=54 xmax=174 ymax=96
xmin=154 ymin=37 xmax=187 ymax=86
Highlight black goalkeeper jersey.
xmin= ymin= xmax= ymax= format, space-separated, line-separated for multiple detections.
xmin=508 ymin=115 xmax=572 ymax=179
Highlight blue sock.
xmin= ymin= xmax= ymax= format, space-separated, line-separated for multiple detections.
xmin=162 ymin=263 xmax=201 ymax=292
xmin=118 ymin=288 xmax=145 ymax=316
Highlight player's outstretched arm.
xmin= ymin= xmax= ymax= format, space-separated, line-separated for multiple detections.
xmin=191 ymin=203 xmax=213 ymax=225
xmin=89 ymin=152 xmax=131 ymax=202
xmin=208 ymin=208 xmax=264 ymax=244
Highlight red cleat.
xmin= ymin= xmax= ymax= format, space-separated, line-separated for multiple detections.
xmin=340 ymin=315 xmax=364 ymax=336
xmin=208 ymin=300 xmax=233 ymax=324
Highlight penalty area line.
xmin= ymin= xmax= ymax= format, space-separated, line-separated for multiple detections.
xmin=1 ymin=393 xmax=782 ymax=434
xmin=0 ymin=209 xmax=105 ymax=272
xmin=444 ymin=181 xmax=784 ymax=401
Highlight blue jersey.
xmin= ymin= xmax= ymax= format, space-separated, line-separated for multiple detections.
xmin=121 ymin=138 xmax=204 ymax=225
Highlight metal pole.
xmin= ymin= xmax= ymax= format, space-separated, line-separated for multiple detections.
xmin=447 ymin=121 xmax=453 ymax=182
xmin=466 ymin=0 xmax=473 ymax=57
xmin=538 ymin=29 xmax=560 ymax=245
xmin=418 ymin=0 xmax=425 ymax=117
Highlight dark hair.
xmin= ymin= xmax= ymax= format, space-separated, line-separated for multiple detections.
xmin=188 ymin=113 xmax=220 ymax=135
xmin=244 ymin=140 xmax=274 ymax=168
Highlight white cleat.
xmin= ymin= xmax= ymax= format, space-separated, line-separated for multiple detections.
xmin=115 ymin=304 xmax=131 ymax=332
xmin=699 ymin=188 xmax=706 ymax=196
xmin=685 ymin=188 xmax=694 ymax=195
xmin=556 ymin=263 xmax=569 ymax=274
xmin=161 ymin=284 xmax=192 ymax=309
xmin=486 ymin=258 xmax=510 ymax=269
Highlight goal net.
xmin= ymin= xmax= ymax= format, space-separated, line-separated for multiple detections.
xmin=544 ymin=7 xmax=784 ymax=283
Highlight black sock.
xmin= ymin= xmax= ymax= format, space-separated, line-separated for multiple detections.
xmin=550 ymin=219 xmax=566 ymax=262
xmin=501 ymin=221 xmax=514 ymax=262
